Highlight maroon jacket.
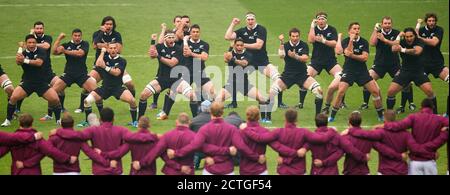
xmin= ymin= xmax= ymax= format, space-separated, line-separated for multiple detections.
xmin=0 ymin=131 xmax=36 ymax=146
xmin=342 ymin=127 xmax=375 ymax=175
xmin=174 ymin=118 xmax=259 ymax=175
xmin=0 ymin=128 xmax=71 ymax=175
xmin=350 ymin=127 xmax=447 ymax=175
xmin=56 ymin=122 xmax=130 ymax=175
xmin=48 ymin=127 xmax=110 ymax=173
xmin=384 ymin=108 xmax=449 ymax=161
xmin=308 ymin=127 xmax=343 ymax=175
xmin=140 ymin=126 xmax=197 ymax=175
xmin=238 ymin=121 xmax=271 ymax=175
xmin=113 ymin=128 xmax=158 ymax=175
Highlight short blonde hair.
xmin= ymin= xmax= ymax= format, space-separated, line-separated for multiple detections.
xmin=246 ymin=106 xmax=260 ymax=122
xmin=177 ymin=113 xmax=190 ymax=125
xmin=210 ymin=102 xmax=224 ymax=117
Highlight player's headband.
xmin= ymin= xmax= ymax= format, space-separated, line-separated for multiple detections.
xmin=316 ymin=15 xmax=327 ymax=21
xmin=164 ymin=33 xmax=175 ymax=39
xmin=246 ymin=14 xmax=256 ymax=20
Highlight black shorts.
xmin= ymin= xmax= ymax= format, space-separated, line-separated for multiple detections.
xmin=371 ymin=64 xmax=400 ymax=79
xmin=156 ymin=77 xmax=182 ymax=91
xmin=94 ymin=86 xmax=126 ymax=100
xmin=0 ymin=65 xmax=5 ymax=76
xmin=20 ymin=81 xmax=51 ymax=97
xmin=93 ymin=66 xmax=107 ymax=79
xmin=60 ymin=73 xmax=90 ymax=87
xmin=309 ymin=59 xmax=339 ymax=75
xmin=393 ymin=70 xmax=430 ymax=87
xmin=223 ymin=72 xmax=253 ymax=96
xmin=341 ymin=70 xmax=373 ymax=87
xmin=250 ymin=58 xmax=270 ymax=68
xmin=185 ymin=71 xmax=211 ymax=86
xmin=424 ymin=64 xmax=445 ymax=78
xmin=44 ymin=72 xmax=57 ymax=84
xmin=281 ymin=72 xmax=309 ymax=89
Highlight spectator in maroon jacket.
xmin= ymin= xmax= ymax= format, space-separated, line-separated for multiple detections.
xmin=167 ymin=102 xmax=265 ymax=175
xmin=344 ymin=110 xmax=446 ymax=175
xmin=0 ymin=113 xmax=77 ymax=175
xmin=52 ymin=107 xmax=131 ymax=175
xmin=382 ymin=98 xmax=449 ymax=175
xmin=48 ymin=113 xmax=115 ymax=175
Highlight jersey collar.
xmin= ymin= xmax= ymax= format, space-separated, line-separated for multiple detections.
xmin=189 ymin=38 xmax=201 ymax=44
xmin=317 ymin=24 xmax=329 ymax=31
xmin=289 ymin=40 xmax=300 ymax=47
xmin=25 ymin=47 xmax=38 ymax=53
xmin=108 ymin=54 xmax=120 ymax=60
xmin=381 ymin=28 xmax=392 ymax=35
xmin=352 ymin=36 xmax=361 ymax=42
xmin=247 ymin=24 xmax=258 ymax=31
xmin=233 ymin=49 xmax=246 ymax=54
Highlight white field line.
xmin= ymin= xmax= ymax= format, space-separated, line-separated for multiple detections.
xmin=0 ymin=52 xmax=448 ymax=59
xmin=0 ymin=3 xmax=137 ymax=7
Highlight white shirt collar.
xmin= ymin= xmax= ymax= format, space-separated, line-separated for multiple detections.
xmin=70 ymin=40 xmax=83 ymax=44
xmin=233 ymin=49 xmax=246 ymax=54
xmin=289 ymin=40 xmax=299 ymax=47
xmin=164 ymin=42 xmax=175 ymax=48
xmin=381 ymin=28 xmax=392 ymax=35
xmin=108 ymin=54 xmax=120 ymax=60
xmin=25 ymin=47 xmax=38 ymax=53
xmin=189 ymin=38 xmax=201 ymax=44
xmin=352 ymin=36 xmax=361 ymax=42
xmin=247 ymin=24 xmax=258 ymax=30
xmin=317 ymin=24 xmax=329 ymax=31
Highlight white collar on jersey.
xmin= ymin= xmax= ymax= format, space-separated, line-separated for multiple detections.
xmin=108 ymin=54 xmax=120 ymax=60
xmin=25 ymin=47 xmax=38 ymax=53
xmin=424 ymin=25 xmax=435 ymax=31
xmin=352 ymin=36 xmax=361 ymax=42
xmin=289 ymin=40 xmax=300 ymax=47
xmin=381 ymin=28 xmax=392 ymax=35
xmin=33 ymin=33 xmax=44 ymax=39
xmin=70 ymin=40 xmax=83 ymax=44
xmin=317 ymin=24 xmax=329 ymax=31
xmin=103 ymin=30 xmax=113 ymax=36
xmin=164 ymin=42 xmax=175 ymax=48
xmin=233 ymin=48 xmax=246 ymax=54
xmin=189 ymin=38 xmax=201 ymax=44
xmin=247 ymin=24 xmax=258 ymax=30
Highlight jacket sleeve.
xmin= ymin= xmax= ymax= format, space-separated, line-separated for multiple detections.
xmin=269 ymin=141 xmax=297 ymax=157
xmin=37 ymin=140 xmax=71 ymax=164
xmin=422 ymin=131 xmax=449 ymax=151
xmin=338 ymin=136 xmax=367 ymax=162
xmin=384 ymin=115 xmax=414 ymax=132
xmin=141 ymin=137 xmax=167 ymax=167
xmin=80 ymin=142 xmax=110 ymax=167
xmin=304 ymin=130 xmax=335 ymax=144
xmin=242 ymin=128 xmax=278 ymax=143
xmin=0 ymin=131 xmax=35 ymax=146
xmin=231 ymin=129 xmax=259 ymax=162
xmin=202 ymin=143 xmax=230 ymax=156
xmin=349 ymin=128 xmax=384 ymax=141
xmin=175 ymin=128 xmax=207 ymax=158
xmin=373 ymin=142 xmax=402 ymax=160
xmin=322 ymin=149 xmax=344 ymax=167
xmin=56 ymin=128 xmax=93 ymax=141
xmin=124 ymin=131 xmax=158 ymax=144
xmin=22 ymin=153 xmax=45 ymax=168
xmin=102 ymin=143 xmax=130 ymax=160
xmin=0 ymin=146 xmax=9 ymax=158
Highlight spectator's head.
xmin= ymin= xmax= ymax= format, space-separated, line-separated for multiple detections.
xmin=200 ymin=100 xmax=211 ymax=113
xmin=176 ymin=112 xmax=191 ymax=126
xmin=210 ymin=102 xmax=224 ymax=118
xmin=421 ymin=98 xmax=435 ymax=110
xmin=384 ymin=110 xmax=396 ymax=122
xmin=315 ymin=113 xmax=328 ymax=128
xmin=61 ymin=113 xmax=74 ymax=128
xmin=285 ymin=108 xmax=298 ymax=123
xmin=138 ymin=116 xmax=150 ymax=129
xmin=246 ymin=106 xmax=260 ymax=122
xmin=348 ymin=111 xmax=362 ymax=127
xmin=19 ymin=113 xmax=33 ymax=128
xmin=100 ymin=107 xmax=114 ymax=123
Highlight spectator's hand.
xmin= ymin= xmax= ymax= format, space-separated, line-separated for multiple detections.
xmin=258 ymin=155 xmax=266 ymax=164
xmin=16 ymin=161 xmax=24 ymax=169
xmin=110 ymin=160 xmax=118 ymax=169
xmin=401 ymin=152 xmax=408 ymax=162
xmin=205 ymin=156 xmax=215 ymax=166
xmin=313 ymin=159 xmax=323 ymax=167
xmin=94 ymin=148 xmax=102 ymax=155
xmin=34 ymin=132 xmax=43 ymax=140
xmin=435 ymin=152 xmax=440 ymax=160
xmin=239 ymin=123 xmax=247 ymax=130
xmin=229 ymin=146 xmax=237 ymax=156
xmin=365 ymin=153 xmax=371 ymax=162
xmin=181 ymin=165 xmax=192 ymax=174
xmin=297 ymin=148 xmax=307 ymax=158
xmin=70 ymin=156 xmax=78 ymax=164
xmin=49 ymin=129 xmax=58 ymax=136
xmin=132 ymin=161 xmax=140 ymax=170
xmin=441 ymin=127 xmax=448 ymax=132
xmin=167 ymin=149 xmax=175 ymax=159
xmin=340 ymin=129 xmax=349 ymax=136
xmin=277 ymin=156 xmax=283 ymax=165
